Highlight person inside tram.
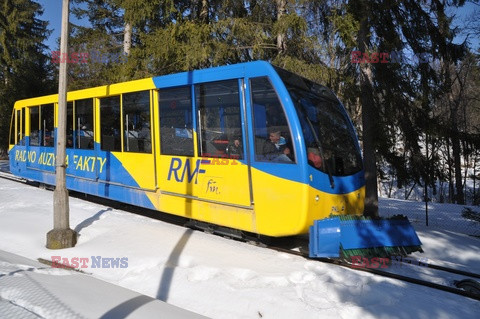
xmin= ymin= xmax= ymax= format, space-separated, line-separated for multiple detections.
xmin=307 ymin=147 xmax=323 ymax=169
xmin=137 ymin=122 xmax=151 ymax=152
xmin=263 ymin=128 xmax=292 ymax=162
xmin=80 ymin=124 xmax=93 ymax=137
xmin=226 ymin=135 xmax=242 ymax=159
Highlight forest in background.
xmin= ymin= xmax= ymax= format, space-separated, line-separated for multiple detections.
xmin=0 ymin=0 xmax=479 ymax=212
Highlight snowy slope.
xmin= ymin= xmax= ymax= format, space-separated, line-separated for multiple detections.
xmin=0 ymin=172 xmax=479 ymax=318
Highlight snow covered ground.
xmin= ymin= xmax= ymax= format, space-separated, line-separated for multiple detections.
xmin=0 ymin=160 xmax=479 ymax=318
xmin=0 ymin=249 xmax=207 ymax=318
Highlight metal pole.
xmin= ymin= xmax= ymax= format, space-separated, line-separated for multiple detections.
xmin=47 ymin=0 xmax=77 ymax=249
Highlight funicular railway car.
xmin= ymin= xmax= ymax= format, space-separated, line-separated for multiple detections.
xmin=8 ymin=61 xmax=367 ymax=240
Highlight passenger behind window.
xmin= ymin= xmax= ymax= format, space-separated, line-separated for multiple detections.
xmin=79 ymin=125 xmax=94 ymax=149
xmin=226 ymin=134 xmax=243 ymax=159
xmin=137 ymin=122 xmax=151 ymax=152
xmin=43 ymin=128 xmax=54 ymax=146
xmin=80 ymin=125 xmax=93 ymax=137
xmin=263 ymin=128 xmax=292 ymax=163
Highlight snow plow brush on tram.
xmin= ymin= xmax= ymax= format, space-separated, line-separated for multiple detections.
xmin=309 ymin=215 xmax=423 ymax=259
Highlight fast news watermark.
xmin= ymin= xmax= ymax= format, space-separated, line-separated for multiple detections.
xmin=200 ymin=154 xmax=241 ymax=165
xmin=51 ymin=50 xmax=128 ymax=64
xmin=51 ymin=256 xmax=129 ymax=269
xmin=350 ymin=255 xmax=428 ymax=269
xmin=351 ymin=50 xmax=432 ymax=64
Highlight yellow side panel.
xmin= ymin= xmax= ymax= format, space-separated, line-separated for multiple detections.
xmin=302 ymin=185 xmax=365 ymax=234
xmin=250 ymin=168 xmax=365 ymax=236
xmin=307 ymin=185 xmax=365 ymax=220
xmin=194 ymin=160 xmax=250 ymax=206
xmin=155 ymin=155 xmax=254 ymax=230
xmin=156 ymin=194 xmax=255 ymax=233
xmin=113 ymin=153 xmax=156 ymax=190
xmin=250 ymin=168 xmax=307 ymax=236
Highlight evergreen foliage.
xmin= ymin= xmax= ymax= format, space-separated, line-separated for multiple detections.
xmin=0 ymin=0 xmax=479 ymax=208
xmin=0 ymin=0 xmax=54 ymax=157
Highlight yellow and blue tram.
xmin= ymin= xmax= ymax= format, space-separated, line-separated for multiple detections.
xmin=8 ymin=61 xmax=420 ymax=256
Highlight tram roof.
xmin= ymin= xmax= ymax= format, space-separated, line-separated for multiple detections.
xmin=14 ymin=61 xmax=279 ymax=107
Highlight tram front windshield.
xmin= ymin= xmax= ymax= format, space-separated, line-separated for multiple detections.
xmin=275 ymin=67 xmax=363 ymax=177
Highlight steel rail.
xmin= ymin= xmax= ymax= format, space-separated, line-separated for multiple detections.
xmin=269 ymin=244 xmax=480 ymax=302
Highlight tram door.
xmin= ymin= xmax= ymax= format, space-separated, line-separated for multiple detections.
xmin=193 ymin=79 xmax=252 ymax=208
xmin=246 ymin=76 xmax=304 ymax=233
xmin=157 ymin=80 xmax=251 ymax=208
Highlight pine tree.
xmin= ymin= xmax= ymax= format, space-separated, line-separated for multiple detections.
xmin=344 ymin=0 xmax=468 ymax=216
xmin=0 ymin=0 xmax=53 ymax=155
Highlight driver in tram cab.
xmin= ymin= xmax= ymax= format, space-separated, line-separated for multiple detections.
xmin=263 ymin=128 xmax=292 ymax=163
xmin=307 ymin=147 xmax=322 ymax=169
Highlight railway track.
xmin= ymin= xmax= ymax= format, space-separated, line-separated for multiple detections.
xmin=267 ymin=240 xmax=480 ymax=302
xmin=1 ymin=170 xmax=479 ymax=302
xmin=0 ymin=170 xmax=25 ymax=183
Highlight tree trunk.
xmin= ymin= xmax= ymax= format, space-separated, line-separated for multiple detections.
xmin=463 ymin=146 xmax=469 ymax=204
xmin=474 ymin=151 xmax=478 ymax=205
xmin=276 ymin=0 xmax=287 ymax=55
xmin=199 ymin=0 xmax=209 ymax=23
xmin=449 ymin=91 xmax=464 ymax=204
xmin=446 ymin=137 xmax=454 ymax=202
xmin=357 ymin=10 xmax=378 ymax=217
xmin=452 ymin=132 xmax=464 ymax=204
xmin=123 ymin=22 xmax=132 ymax=56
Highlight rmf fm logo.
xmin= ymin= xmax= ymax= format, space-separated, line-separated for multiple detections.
xmin=167 ymin=158 xmax=206 ymax=184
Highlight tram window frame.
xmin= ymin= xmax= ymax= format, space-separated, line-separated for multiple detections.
xmin=195 ymin=80 xmax=244 ymax=160
xmin=76 ymin=99 xmax=94 ymax=150
xmin=67 ymin=99 xmax=94 ymax=150
xmin=21 ymin=108 xmax=25 ymax=145
xmin=66 ymin=101 xmax=74 ymax=148
xmin=40 ymin=104 xmax=55 ymax=147
xmin=16 ymin=109 xmax=21 ymax=145
xmin=159 ymin=86 xmax=194 ymax=157
xmin=122 ymin=91 xmax=152 ymax=153
xmin=29 ymin=106 xmax=40 ymax=146
xmin=100 ymin=96 xmax=121 ymax=152
xmin=250 ymin=77 xmax=295 ymax=164
xmin=9 ymin=109 xmax=15 ymax=145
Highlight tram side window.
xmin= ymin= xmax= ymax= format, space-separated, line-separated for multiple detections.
xmin=250 ymin=77 xmax=294 ymax=163
xmin=40 ymin=104 xmax=54 ymax=147
xmin=76 ymin=99 xmax=94 ymax=149
xmin=12 ymin=109 xmax=25 ymax=145
xmin=67 ymin=99 xmax=94 ymax=149
xmin=14 ymin=110 xmax=21 ymax=145
xmin=123 ymin=91 xmax=151 ymax=153
xmin=9 ymin=109 xmax=15 ymax=145
xmin=195 ymin=80 xmax=243 ymax=159
xmin=159 ymin=87 xmax=193 ymax=156
xmin=29 ymin=107 xmax=40 ymax=146
xmin=66 ymin=102 xmax=74 ymax=148
xmin=100 ymin=96 xmax=121 ymax=151
xmin=16 ymin=110 xmax=20 ymax=144
xmin=21 ymin=108 xmax=25 ymax=145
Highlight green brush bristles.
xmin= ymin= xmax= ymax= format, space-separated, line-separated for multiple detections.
xmin=340 ymin=245 xmax=423 ymax=260
xmin=336 ymin=214 xmax=410 ymax=221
